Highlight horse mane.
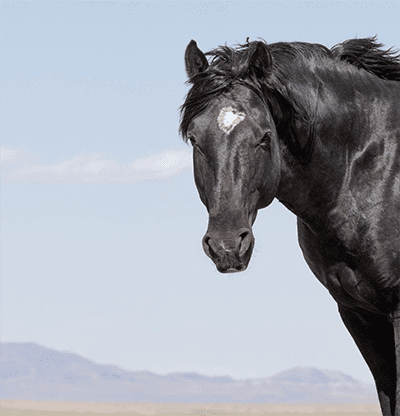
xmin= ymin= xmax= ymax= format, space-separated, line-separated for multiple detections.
xmin=179 ymin=40 xmax=328 ymax=142
xmin=180 ymin=37 xmax=400 ymax=163
xmin=332 ymin=36 xmax=400 ymax=81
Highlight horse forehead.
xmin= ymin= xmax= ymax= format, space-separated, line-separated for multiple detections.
xmin=192 ymin=101 xmax=247 ymax=131
xmin=216 ymin=89 xmax=271 ymax=126
xmin=217 ymin=106 xmax=247 ymax=134
xmin=190 ymin=88 xmax=270 ymax=135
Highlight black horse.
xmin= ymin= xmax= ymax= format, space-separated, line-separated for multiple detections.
xmin=180 ymin=37 xmax=400 ymax=415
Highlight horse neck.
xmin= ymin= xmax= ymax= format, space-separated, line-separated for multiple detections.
xmin=275 ymin=67 xmax=398 ymax=232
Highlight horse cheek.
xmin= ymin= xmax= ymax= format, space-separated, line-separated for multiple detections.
xmin=193 ymin=154 xmax=210 ymax=208
xmin=260 ymin=143 xmax=281 ymax=207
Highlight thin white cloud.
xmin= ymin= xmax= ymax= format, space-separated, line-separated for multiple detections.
xmin=0 ymin=147 xmax=32 ymax=167
xmin=1 ymin=147 xmax=192 ymax=184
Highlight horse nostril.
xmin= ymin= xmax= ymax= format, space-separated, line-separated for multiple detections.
xmin=203 ymin=229 xmax=253 ymax=263
xmin=203 ymin=235 xmax=218 ymax=260
xmin=237 ymin=228 xmax=253 ymax=257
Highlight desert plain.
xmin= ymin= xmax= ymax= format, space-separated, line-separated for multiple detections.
xmin=0 ymin=401 xmax=381 ymax=416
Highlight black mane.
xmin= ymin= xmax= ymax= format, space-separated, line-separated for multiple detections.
xmin=179 ymin=38 xmax=400 ymax=163
xmin=332 ymin=36 xmax=400 ymax=81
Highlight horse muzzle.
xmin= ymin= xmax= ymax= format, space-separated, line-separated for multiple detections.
xmin=202 ymin=227 xmax=255 ymax=273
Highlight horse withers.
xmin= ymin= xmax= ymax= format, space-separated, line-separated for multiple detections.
xmin=180 ymin=38 xmax=400 ymax=415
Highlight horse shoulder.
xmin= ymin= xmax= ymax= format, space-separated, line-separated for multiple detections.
xmin=296 ymin=218 xmax=396 ymax=314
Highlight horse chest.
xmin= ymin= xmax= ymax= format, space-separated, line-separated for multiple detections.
xmin=297 ymin=219 xmax=399 ymax=314
xmin=323 ymin=262 xmax=384 ymax=313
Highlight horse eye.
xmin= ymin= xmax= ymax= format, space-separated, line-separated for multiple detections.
xmin=259 ymin=132 xmax=272 ymax=150
xmin=188 ymin=135 xmax=196 ymax=146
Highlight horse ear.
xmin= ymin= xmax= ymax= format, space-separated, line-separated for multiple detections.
xmin=249 ymin=42 xmax=273 ymax=80
xmin=185 ymin=40 xmax=209 ymax=79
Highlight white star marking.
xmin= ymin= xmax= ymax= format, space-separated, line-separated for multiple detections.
xmin=218 ymin=107 xmax=246 ymax=134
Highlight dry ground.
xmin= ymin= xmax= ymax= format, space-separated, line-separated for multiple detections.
xmin=0 ymin=401 xmax=381 ymax=416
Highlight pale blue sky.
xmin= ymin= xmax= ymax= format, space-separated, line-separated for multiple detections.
xmin=1 ymin=1 xmax=399 ymax=385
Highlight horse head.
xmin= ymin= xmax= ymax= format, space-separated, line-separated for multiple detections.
xmin=181 ymin=40 xmax=282 ymax=273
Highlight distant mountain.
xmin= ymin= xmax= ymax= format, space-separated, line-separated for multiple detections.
xmin=0 ymin=342 xmax=378 ymax=403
